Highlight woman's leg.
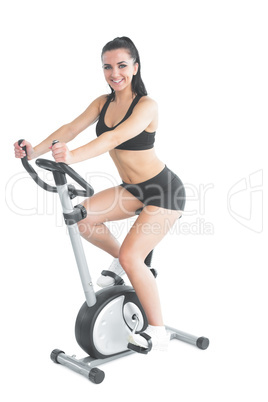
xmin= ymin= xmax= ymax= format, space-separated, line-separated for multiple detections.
xmin=78 ymin=185 xmax=143 ymax=257
xmin=119 ymin=206 xmax=182 ymax=326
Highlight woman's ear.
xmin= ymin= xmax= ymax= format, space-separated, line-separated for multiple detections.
xmin=133 ymin=62 xmax=139 ymax=76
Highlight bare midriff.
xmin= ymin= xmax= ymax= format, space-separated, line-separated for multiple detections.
xmin=109 ymin=147 xmax=165 ymax=184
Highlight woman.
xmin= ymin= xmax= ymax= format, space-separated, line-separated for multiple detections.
xmin=14 ymin=36 xmax=186 ymax=352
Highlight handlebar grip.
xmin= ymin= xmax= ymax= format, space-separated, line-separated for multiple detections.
xmin=18 ymin=139 xmax=27 ymax=157
xmin=17 ymin=139 xmax=57 ymax=193
xmin=50 ymin=140 xmax=94 ymax=196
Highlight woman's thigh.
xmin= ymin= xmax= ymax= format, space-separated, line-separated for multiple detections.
xmin=120 ymin=205 xmax=182 ymax=260
xmin=81 ymin=185 xmax=144 ymax=225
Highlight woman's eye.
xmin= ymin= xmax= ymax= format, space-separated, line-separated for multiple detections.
xmin=103 ymin=64 xmax=126 ymax=70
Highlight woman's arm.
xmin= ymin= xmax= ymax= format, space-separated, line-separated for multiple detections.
xmin=16 ymin=95 xmax=107 ymax=160
xmin=52 ymin=97 xmax=158 ymax=164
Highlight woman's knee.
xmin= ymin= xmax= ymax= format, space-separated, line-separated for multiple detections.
xmin=119 ymin=246 xmax=143 ymax=275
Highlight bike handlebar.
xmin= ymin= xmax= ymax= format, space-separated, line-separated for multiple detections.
xmin=18 ymin=139 xmax=94 ymax=198
xmin=18 ymin=139 xmax=58 ymax=193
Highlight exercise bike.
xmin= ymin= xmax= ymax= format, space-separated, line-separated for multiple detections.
xmin=18 ymin=139 xmax=209 ymax=384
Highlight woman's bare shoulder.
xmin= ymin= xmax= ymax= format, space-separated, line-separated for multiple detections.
xmin=93 ymin=94 xmax=110 ymax=112
xmin=139 ymin=95 xmax=158 ymax=109
xmin=138 ymin=95 xmax=158 ymax=114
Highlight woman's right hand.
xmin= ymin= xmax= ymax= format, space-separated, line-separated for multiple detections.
xmin=14 ymin=140 xmax=34 ymax=160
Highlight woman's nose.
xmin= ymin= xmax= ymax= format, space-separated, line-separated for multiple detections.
xmin=111 ymin=68 xmax=121 ymax=78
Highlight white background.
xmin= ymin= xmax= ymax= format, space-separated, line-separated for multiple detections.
xmin=1 ymin=0 xmax=267 ymax=400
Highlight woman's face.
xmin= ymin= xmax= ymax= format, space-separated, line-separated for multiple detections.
xmin=102 ymin=48 xmax=138 ymax=93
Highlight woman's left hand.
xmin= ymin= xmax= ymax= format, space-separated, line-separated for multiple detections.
xmin=51 ymin=142 xmax=74 ymax=164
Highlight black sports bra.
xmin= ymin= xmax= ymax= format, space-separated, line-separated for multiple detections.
xmin=96 ymin=95 xmax=156 ymax=151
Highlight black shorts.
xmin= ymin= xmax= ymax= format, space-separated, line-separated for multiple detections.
xmin=120 ymin=166 xmax=186 ymax=211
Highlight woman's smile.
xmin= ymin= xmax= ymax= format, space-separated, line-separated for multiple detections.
xmin=111 ymin=78 xmax=124 ymax=84
xmin=102 ymin=49 xmax=138 ymax=93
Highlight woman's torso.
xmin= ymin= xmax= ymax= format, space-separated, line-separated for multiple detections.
xmin=96 ymin=95 xmax=165 ymax=184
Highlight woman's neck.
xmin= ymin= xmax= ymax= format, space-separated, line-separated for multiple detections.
xmin=114 ymin=89 xmax=136 ymax=104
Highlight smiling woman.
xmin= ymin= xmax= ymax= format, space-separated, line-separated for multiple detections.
xmin=103 ymin=58 xmax=136 ymax=92
xmin=101 ymin=36 xmax=147 ymax=101
xmin=14 ymin=36 xmax=186 ymax=352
